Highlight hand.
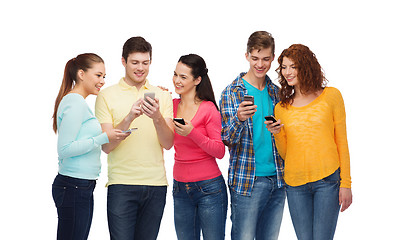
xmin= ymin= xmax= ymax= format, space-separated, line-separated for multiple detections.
xmin=128 ymin=98 xmax=143 ymax=121
xmin=105 ymin=128 xmax=131 ymax=142
xmin=173 ymin=119 xmax=194 ymax=136
xmin=237 ymin=101 xmax=257 ymax=122
xmin=142 ymin=97 xmax=163 ymax=120
xmin=339 ymin=187 xmax=353 ymax=212
xmin=157 ymin=85 xmax=172 ymax=94
xmin=265 ymin=119 xmax=283 ymax=134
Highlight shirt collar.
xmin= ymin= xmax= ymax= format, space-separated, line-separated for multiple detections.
xmin=118 ymin=77 xmax=151 ymax=91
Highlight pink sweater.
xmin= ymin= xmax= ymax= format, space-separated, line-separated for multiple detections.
xmin=173 ymin=99 xmax=225 ymax=182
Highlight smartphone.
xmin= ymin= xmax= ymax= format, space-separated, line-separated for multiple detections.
xmin=244 ymin=95 xmax=254 ymax=106
xmin=122 ymin=128 xmax=138 ymax=133
xmin=264 ymin=115 xmax=277 ymax=123
xmin=173 ymin=118 xmax=186 ymax=125
xmin=144 ymin=92 xmax=155 ymax=105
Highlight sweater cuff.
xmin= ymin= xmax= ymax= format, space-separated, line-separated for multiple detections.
xmin=93 ymin=132 xmax=109 ymax=146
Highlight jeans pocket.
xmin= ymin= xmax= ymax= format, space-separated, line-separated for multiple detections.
xmin=199 ymin=178 xmax=223 ymax=195
xmin=322 ymin=168 xmax=341 ymax=184
xmin=52 ymin=185 xmax=66 ymax=208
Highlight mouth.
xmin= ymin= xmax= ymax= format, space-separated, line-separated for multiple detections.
xmin=286 ymin=76 xmax=295 ymax=83
xmin=175 ymin=84 xmax=183 ymax=89
xmin=135 ymin=72 xmax=144 ymax=77
xmin=255 ymin=67 xmax=265 ymax=73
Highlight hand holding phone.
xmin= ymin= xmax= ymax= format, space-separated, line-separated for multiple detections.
xmin=144 ymin=92 xmax=155 ymax=105
xmin=243 ymin=95 xmax=254 ymax=106
xmin=173 ymin=118 xmax=186 ymax=125
xmin=238 ymin=95 xmax=257 ymax=121
xmin=122 ymin=128 xmax=138 ymax=133
xmin=264 ymin=115 xmax=282 ymax=134
xmin=264 ymin=115 xmax=277 ymax=123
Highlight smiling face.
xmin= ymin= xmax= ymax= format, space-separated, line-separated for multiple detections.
xmin=78 ymin=62 xmax=106 ymax=96
xmin=281 ymin=57 xmax=299 ymax=87
xmin=173 ymin=62 xmax=200 ymax=96
xmin=245 ymin=47 xmax=275 ymax=80
xmin=122 ymin=52 xmax=151 ymax=87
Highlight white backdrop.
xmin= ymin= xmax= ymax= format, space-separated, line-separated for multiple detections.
xmin=1 ymin=0 xmax=401 ymax=239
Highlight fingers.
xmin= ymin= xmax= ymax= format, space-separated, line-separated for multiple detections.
xmin=339 ymin=188 xmax=353 ymax=212
xmin=237 ymin=103 xmax=257 ymax=121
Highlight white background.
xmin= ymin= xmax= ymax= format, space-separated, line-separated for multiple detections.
xmin=1 ymin=0 xmax=401 ymax=239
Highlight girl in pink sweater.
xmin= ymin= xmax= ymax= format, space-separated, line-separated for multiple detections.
xmin=172 ymin=54 xmax=227 ymax=240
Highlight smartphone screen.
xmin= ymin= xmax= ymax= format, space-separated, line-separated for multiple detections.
xmin=144 ymin=92 xmax=155 ymax=105
xmin=173 ymin=118 xmax=185 ymax=125
xmin=264 ymin=115 xmax=277 ymax=123
xmin=122 ymin=128 xmax=138 ymax=133
xmin=244 ymin=95 xmax=254 ymax=106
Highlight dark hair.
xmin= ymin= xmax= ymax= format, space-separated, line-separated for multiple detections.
xmin=122 ymin=36 xmax=152 ymax=62
xmin=276 ymin=44 xmax=327 ymax=107
xmin=247 ymin=31 xmax=275 ymax=55
xmin=52 ymin=53 xmax=104 ymax=133
xmin=178 ymin=54 xmax=219 ymax=110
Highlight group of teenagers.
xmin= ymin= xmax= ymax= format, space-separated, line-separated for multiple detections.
xmin=52 ymin=31 xmax=352 ymax=240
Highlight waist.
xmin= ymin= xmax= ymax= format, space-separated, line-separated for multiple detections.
xmin=174 ymin=158 xmax=221 ymax=182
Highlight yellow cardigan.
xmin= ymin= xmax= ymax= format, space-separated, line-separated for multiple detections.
xmin=274 ymin=87 xmax=351 ymax=188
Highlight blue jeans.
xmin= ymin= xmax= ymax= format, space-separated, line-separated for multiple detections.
xmin=286 ymin=169 xmax=341 ymax=240
xmin=230 ymin=176 xmax=286 ymax=240
xmin=107 ymin=184 xmax=167 ymax=240
xmin=173 ymin=175 xmax=228 ymax=240
xmin=52 ymin=174 xmax=96 ymax=240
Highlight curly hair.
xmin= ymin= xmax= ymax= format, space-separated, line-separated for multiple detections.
xmin=276 ymin=44 xmax=327 ymax=107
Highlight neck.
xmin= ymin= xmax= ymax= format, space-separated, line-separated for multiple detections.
xmin=243 ymin=72 xmax=266 ymax=90
xmin=124 ymin=76 xmax=146 ymax=91
xmin=70 ymin=85 xmax=88 ymax=99
xmin=180 ymin=90 xmax=200 ymax=106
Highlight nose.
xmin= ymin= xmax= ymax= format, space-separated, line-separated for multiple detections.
xmin=283 ymin=68 xmax=291 ymax=76
xmin=137 ymin=63 xmax=144 ymax=70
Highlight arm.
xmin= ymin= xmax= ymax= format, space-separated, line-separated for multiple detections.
xmin=332 ymin=89 xmax=353 ymax=211
xmin=57 ymin=98 xmax=109 ymax=159
xmin=219 ymin=89 xmax=254 ymax=146
xmin=96 ymin=95 xmax=140 ymax=154
xmin=175 ymin=105 xmax=225 ymax=159
xmin=333 ymin=89 xmax=351 ymax=189
xmin=271 ymin=107 xmax=287 ymax=159
xmin=142 ymin=97 xmax=174 ymax=150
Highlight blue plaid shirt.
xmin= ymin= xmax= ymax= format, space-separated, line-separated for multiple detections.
xmin=219 ymin=72 xmax=284 ymax=196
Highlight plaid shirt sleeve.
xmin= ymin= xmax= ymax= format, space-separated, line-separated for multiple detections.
xmin=219 ymin=77 xmax=256 ymax=196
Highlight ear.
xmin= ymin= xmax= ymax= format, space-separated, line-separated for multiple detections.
xmin=194 ymin=76 xmax=202 ymax=86
xmin=245 ymin=52 xmax=250 ymax=62
xmin=121 ymin=57 xmax=127 ymax=67
xmin=77 ymin=69 xmax=85 ymax=81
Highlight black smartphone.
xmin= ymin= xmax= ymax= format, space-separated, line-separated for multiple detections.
xmin=244 ymin=95 xmax=254 ymax=106
xmin=264 ymin=115 xmax=277 ymax=123
xmin=173 ymin=118 xmax=186 ymax=125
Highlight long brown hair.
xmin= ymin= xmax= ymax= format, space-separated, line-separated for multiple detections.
xmin=276 ymin=44 xmax=327 ymax=107
xmin=178 ymin=54 xmax=219 ymax=110
xmin=52 ymin=53 xmax=104 ymax=133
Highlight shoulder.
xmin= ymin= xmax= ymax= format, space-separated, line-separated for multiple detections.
xmin=200 ymin=101 xmax=220 ymax=119
xmin=324 ymin=87 xmax=343 ymax=100
xmin=60 ymin=93 xmax=86 ymax=107
xmin=98 ymin=83 xmax=120 ymax=97
xmin=58 ymin=94 xmax=87 ymax=116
